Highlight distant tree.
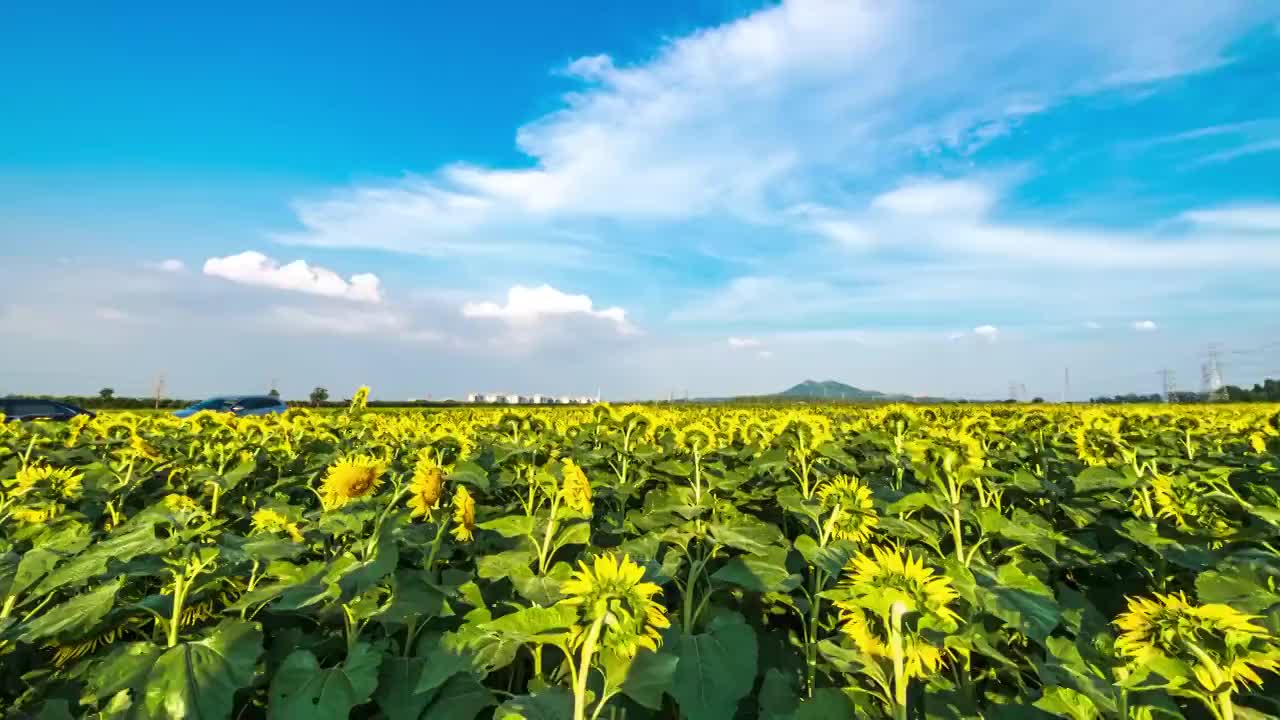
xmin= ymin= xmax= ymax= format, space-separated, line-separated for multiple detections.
xmin=1031 ymin=397 xmax=1045 ymax=404
xmin=268 ymin=388 xmax=281 ymax=399
xmin=309 ymin=387 xmax=329 ymax=406
xmin=98 ymin=387 xmax=115 ymax=401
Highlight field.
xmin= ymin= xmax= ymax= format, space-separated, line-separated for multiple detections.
xmin=2 ymin=397 xmax=1280 ymax=719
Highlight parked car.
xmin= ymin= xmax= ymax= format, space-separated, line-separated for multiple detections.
xmin=1 ymin=397 xmax=96 ymax=422
xmin=173 ymin=395 xmax=288 ymax=418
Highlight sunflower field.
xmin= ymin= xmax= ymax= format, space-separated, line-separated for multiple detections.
xmin=3 ymin=396 xmax=1280 ymax=720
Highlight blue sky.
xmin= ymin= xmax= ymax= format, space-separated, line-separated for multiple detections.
xmin=2 ymin=0 xmax=1279 ymax=401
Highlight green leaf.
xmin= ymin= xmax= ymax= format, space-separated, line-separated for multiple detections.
xmin=476 ymin=550 xmax=536 ymax=580
xmin=711 ymin=547 xmax=802 ymax=593
xmin=30 ymin=526 xmax=170 ymax=598
xmin=758 ymin=668 xmax=800 ymax=720
xmin=268 ymin=642 xmax=382 ymax=720
xmin=1034 ymin=687 xmax=1101 ymax=720
xmin=420 ymin=674 xmax=496 ymax=720
xmin=513 ymin=562 xmax=572 ymax=606
xmin=477 ymin=516 xmax=536 ymax=538
xmin=83 ymin=642 xmax=166 ymax=703
xmin=708 ymin=516 xmax=786 ymax=556
xmin=479 ymin=604 xmax=578 ymax=644
xmin=19 ymin=577 xmax=122 ymax=642
xmin=374 ymin=656 xmax=436 ymax=720
xmin=137 ymin=620 xmax=263 ymax=720
xmin=493 ymin=688 xmax=572 ymax=720
xmin=975 ymin=562 xmax=1060 ymax=645
xmin=669 ymin=613 xmax=758 ymax=720
xmin=9 ymin=547 xmax=60 ymax=598
xmin=795 ymin=688 xmax=856 ymax=719
xmin=415 ymin=641 xmax=475 ymax=694
xmin=1072 ymin=467 xmax=1133 ymax=495
xmin=793 ymin=536 xmax=857 ymax=577
xmin=1195 ymin=562 xmax=1280 ymax=613
xmin=616 ymin=648 xmax=678 ymax=710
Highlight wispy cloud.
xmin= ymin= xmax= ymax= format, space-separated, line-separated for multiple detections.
xmin=1133 ymin=320 xmax=1159 ymax=332
xmin=1187 ymin=138 xmax=1280 ymax=167
xmin=728 ymin=337 xmax=762 ymax=349
xmin=145 ymin=259 xmax=185 ymax=273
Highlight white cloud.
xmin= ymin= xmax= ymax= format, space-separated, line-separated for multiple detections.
xmin=1181 ymin=205 xmax=1280 ymax=232
xmin=871 ymin=179 xmax=996 ymax=218
xmin=203 ymin=251 xmax=383 ymax=304
xmin=145 ymin=259 xmax=185 ymax=273
xmin=272 ymin=0 xmax=1265 ymax=256
xmin=973 ymin=324 xmax=999 ymax=341
xmin=462 ymin=285 xmax=633 ymax=333
xmin=1085 ymin=321 xmax=1103 ymax=329
xmin=1133 ymin=320 xmax=1159 ymax=332
xmin=728 ymin=336 xmax=762 ymax=348
xmin=95 ymin=307 xmax=130 ymax=322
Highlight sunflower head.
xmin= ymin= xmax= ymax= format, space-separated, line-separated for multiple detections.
xmin=1148 ymin=474 xmax=1233 ymax=535
xmin=8 ymin=464 xmax=84 ymax=500
xmin=560 ymin=459 xmax=593 ymax=516
xmin=908 ymin=428 xmax=985 ymax=477
xmin=349 ymin=385 xmax=371 ymax=412
xmin=675 ymin=423 xmax=717 ymax=454
xmin=839 ymin=604 xmax=950 ymax=680
xmin=450 ymin=486 xmax=476 ymax=542
xmin=817 ymin=475 xmax=878 ymax=543
xmin=560 ymin=553 xmax=670 ymax=658
xmin=10 ymin=503 xmax=63 ymax=525
xmin=318 ymin=455 xmax=385 ymax=511
xmin=408 ymin=453 xmax=446 ymax=519
xmin=1115 ymin=592 xmax=1280 ymax=693
xmin=841 ymin=546 xmax=960 ymax=626
xmin=163 ymin=493 xmax=203 ymax=514
xmin=250 ymin=508 xmax=304 ymax=543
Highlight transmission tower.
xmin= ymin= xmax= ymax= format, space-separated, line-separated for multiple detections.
xmin=1062 ymin=368 xmax=1071 ymax=403
xmin=1202 ymin=344 xmax=1227 ymax=402
xmin=1008 ymin=382 xmax=1019 ymax=402
xmin=1158 ymin=369 xmax=1176 ymax=403
xmin=152 ymin=373 xmax=167 ymax=409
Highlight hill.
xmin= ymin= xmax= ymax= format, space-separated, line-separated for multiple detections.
xmin=776 ymin=379 xmax=886 ymax=400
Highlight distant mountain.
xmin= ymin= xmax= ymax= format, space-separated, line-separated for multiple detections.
xmin=776 ymin=379 xmax=886 ymax=400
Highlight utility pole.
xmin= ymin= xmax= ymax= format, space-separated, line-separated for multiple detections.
xmin=1008 ymin=381 xmax=1019 ymax=402
xmin=1202 ymin=344 xmax=1226 ymax=402
xmin=1159 ymin=369 xmax=1176 ymax=403
xmin=1062 ymin=368 xmax=1070 ymax=403
xmin=152 ymin=373 xmax=166 ymax=409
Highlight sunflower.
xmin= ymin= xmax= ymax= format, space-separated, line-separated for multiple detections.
xmin=8 ymin=464 xmax=84 ymax=500
xmin=1115 ymin=592 xmax=1280 ymax=694
xmin=559 ymin=553 xmax=670 ymax=658
xmin=675 ymin=422 xmax=717 ymax=453
xmin=450 ymin=486 xmax=476 ymax=542
xmin=560 ymin=459 xmax=593 ymax=515
xmin=841 ymin=546 xmax=960 ymax=625
xmin=163 ymin=494 xmax=203 ymax=516
xmin=407 ymin=453 xmax=446 ymax=519
xmin=907 ymin=428 xmax=985 ymax=477
xmin=840 ymin=604 xmax=949 ymax=680
xmin=318 ymin=455 xmax=385 ymax=511
xmin=350 ymin=385 xmax=370 ymax=412
xmin=250 ymin=508 xmax=304 ymax=543
xmin=817 ymin=475 xmax=878 ymax=543
xmin=1148 ymin=474 xmax=1233 ymax=536
xmin=10 ymin=503 xmax=61 ymax=525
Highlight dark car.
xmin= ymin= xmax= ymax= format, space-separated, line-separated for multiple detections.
xmin=173 ymin=395 xmax=288 ymax=418
xmin=0 ymin=397 xmax=96 ymax=422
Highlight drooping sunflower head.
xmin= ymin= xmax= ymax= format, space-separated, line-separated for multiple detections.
xmin=817 ymin=475 xmax=878 ymax=543
xmin=407 ymin=452 xmax=446 ymax=519
xmin=838 ymin=604 xmax=950 ymax=680
xmin=675 ymin=422 xmax=718 ymax=454
xmin=1148 ymin=474 xmax=1233 ymax=535
xmin=8 ymin=464 xmax=84 ymax=500
xmin=318 ymin=455 xmax=385 ymax=511
xmin=1073 ymin=413 xmax=1128 ymax=467
xmin=250 ymin=508 xmax=304 ymax=543
xmin=908 ymin=428 xmax=985 ymax=477
xmin=10 ymin=503 xmax=63 ymax=525
xmin=349 ymin=385 xmax=371 ymax=412
xmin=560 ymin=553 xmax=670 ymax=658
xmin=560 ymin=459 xmax=593 ymax=515
xmin=842 ymin=546 xmax=960 ymax=626
xmin=450 ymin=485 xmax=476 ymax=542
xmin=1114 ymin=592 xmax=1280 ymax=693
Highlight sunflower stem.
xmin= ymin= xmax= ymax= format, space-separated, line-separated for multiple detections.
xmin=573 ymin=614 xmax=607 ymax=720
xmin=889 ymin=602 xmax=909 ymax=720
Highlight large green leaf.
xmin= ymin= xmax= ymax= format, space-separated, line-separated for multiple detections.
xmin=1034 ymin=687 xmax=1101 ymax=720
xmin=618 ymin=648 xmax=679 ymax=710
xmin=420 ymin=674 xmax=497 ymax=720
xmin=669 ymin=613 xmax=758 ymax=720
xmin=975 ymin=562 xmax=1060 ymax=645
xmin=1195 ymin=561 xmax=1280 ymax=613
xmin=708 ymin=516 xmax=786 ymax=556
xmin=19 ymin=577 xmax=122 ymax=642
xmin=29 ymin=527 xmax=170 ymax=598
xmin=374 ymin=656 xmax=436 ymax=720
xmin=710 ymin=547 xmax=802 ymax=593
xmin=1072 ymin=467 xmax=1133 ymax=495
xmin=268 ymin=642 xmax=382 ymax=720
xmin=136 ymin=621 xmax=263 ymax=719
xmin=477 ymin=516 xmax=537 ymax=539
xmin=493 ymin=688 xmax=572 ymax=720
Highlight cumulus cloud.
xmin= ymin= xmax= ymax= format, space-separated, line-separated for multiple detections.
xmin=728 ymin=337 xmax=762 ymax=349
xmin=1133 ymin=320 xmax=1159 ymax=332
xmin=203 ymin=251 xmax=382 ymax=304
xmin=145 ymin=259 xmax=185 ymax=273
xmin=973 ymin=325 xmax=999 ymax=341
xmin=462 ymin=285 xmax=633 ymax=333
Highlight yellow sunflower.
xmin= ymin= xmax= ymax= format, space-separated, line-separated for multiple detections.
xmin=318 ymin=455 xmax=385 ymax=511
xmin=817 ymin=475 xmax=878 ymax=543
xmin=450 ymin=486 xmax=476 ymax=542
xmin=8 ymin=464 xmax=84 ymax=500
xmin=559 ymin=553 xmax=670 ymax=658
xmin=407 ymin=453 xmax=446 ymax=519
xmin=10 ymin=504 xmax=62 ymax=525
xmin=163 ymin=494 xmax=203 ymax=515
xmin=842 ymin=545 xmax=960 ymax=624
xmin=560 ymin=459 xmax=593 ymax=515
xmin=840 ymin=604 xmax=949 ymax=680
xmin=250 ymin=508 xmax=304 ymax=543
xmin=1115 ymin=592 xmax=1280 ymax=694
